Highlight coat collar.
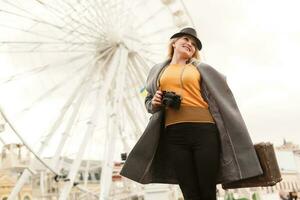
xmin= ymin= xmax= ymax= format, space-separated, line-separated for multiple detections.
xmin=149 ymin=58 xmax=205 ymax=92
xmin=146 ymin=59 xmax=170 ymax=95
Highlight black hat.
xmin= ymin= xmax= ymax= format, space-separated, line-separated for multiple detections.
xmin=170 ymin=27 xmax=202 ymax=50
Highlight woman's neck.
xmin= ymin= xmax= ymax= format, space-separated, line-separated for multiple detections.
xmin=170 ymin=53 xmax=189 ymax=65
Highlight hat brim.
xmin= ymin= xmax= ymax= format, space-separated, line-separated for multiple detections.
xmin=170 ymin=32 xmax=202 ymax=50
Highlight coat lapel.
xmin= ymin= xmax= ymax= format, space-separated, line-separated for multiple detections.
xmin=196 ymin=62 xmax=263 ymax=182
xmin=146 ymin=59 xmax=171 ymax=94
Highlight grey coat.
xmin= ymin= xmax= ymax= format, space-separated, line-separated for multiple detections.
xmin=120 ymin=59 xmax=263 ymax=185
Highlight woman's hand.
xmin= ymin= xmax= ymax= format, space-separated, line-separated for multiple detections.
xmin=151 ymin=90 xmax=163 ymax=110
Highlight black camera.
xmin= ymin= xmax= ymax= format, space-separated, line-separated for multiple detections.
xmin=162 ymin=91 xmax=181 ymax=110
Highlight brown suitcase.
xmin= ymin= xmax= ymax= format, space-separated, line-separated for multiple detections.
xmin=222 ymin=142 xmax=282 ymax=189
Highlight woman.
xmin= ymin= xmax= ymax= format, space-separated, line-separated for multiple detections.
xmin=120 ymin=27 xmax=263 ymax=200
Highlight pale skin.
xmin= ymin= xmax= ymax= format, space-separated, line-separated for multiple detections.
xmin=151 ymin=35 xmax=197 ymax=110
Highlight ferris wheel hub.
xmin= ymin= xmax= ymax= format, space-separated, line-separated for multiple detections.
xmin=106 ymin=29 xmax=123 ymax=45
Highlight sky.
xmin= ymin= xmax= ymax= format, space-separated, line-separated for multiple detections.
xmin=186 ymin=0 xmax=300 ymax=145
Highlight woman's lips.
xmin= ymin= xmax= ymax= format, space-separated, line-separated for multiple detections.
xmin=182 ymin=45 xmax=191 ymax=52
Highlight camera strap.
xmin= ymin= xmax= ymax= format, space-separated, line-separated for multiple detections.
xmin=178 ymin=64 xmax=187 ymax=99
xmin=157 ymin=65 xmax=168 ymax=90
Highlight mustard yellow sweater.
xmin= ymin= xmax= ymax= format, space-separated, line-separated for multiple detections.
xmin=159 ymin=63 xmax=215 ymax=127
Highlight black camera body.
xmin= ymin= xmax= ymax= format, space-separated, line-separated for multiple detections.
xmin=162 ymin=91 xmax=181 ymax=110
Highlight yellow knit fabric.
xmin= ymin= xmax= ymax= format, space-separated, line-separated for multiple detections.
xmin=159 ymin=63 xmax=208 ymax=108
xmin=159 ymin=63 xmax=215 ymax=127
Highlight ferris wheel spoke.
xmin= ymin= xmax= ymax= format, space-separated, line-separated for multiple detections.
xmin=0 ymin=23 xmax=86 ymax=46
xmin=112 ymin=0 xmax=130 ymax=30
xmin=37 ymin=52 xmax=112 ymax=155
xmin=137 ymin=55 xmax=156 ymax=66
xmin=58 ymin=56 xmax=116 ymax=200
xmin=51 ymin=48 xmax=115 ymax=170
xmin=133 ymin=97 xmax=148 ymax=122
xmin=59 ymin=43 xmax=92 ymax=53
xmin=83 ymin=159 xmax=91 ymax=187
xmin=0 ymin=49 xmax=95 ymax=53
xmin=123 ymin=99 xmax=144 ymax=139
xmin=51 ymin=66 xmax=100 ymax=172
xmin=138 ymin=53 xmax=160 ymax=65
xmin=72 ymin=2 xmax=107 ymax=36
xmin=7 ymin=49 xmax=115 ymax=198
xmin=52 ymin=50 xmax=114 ymax=164
xmin=116 ymin=109 xmax=131 ymax=153
xmin=35 ymin=0 xmax=104 ymax=38
xmin=0 ymin=106 xmax=61 ymax=176
xmin=124 ymin=81 xmax=148 ymax=122
xmin=89 ymin=0 xmax=111 ymax=33
xmin=51 ymin=0 xmax=104 ymax=37
xmin=19 ymin=58 xmax=95 ymax=114
xmin=95 ymin=0 xmax=116 ymax=32
xmin=0 ymin=9 xmax=65 ymax=34
xmin=112 ymin=0 xmax=129 ymax=32
xmin=134 ymin=6 xmax=167 ymax=30
xmin=0 ymin=53 xmax=88 ymax=85
xmin=134 ymin=52 xmax=155 ymax=71
xmin=139 ymin=42 xmax=168 ymax=55
xmin=119 ymin=0 xmax=137 ymax=28
xmin=0 ymin=41 xmax=95 ymax=46
xmin=141 ymin=41 xmax=167 ymax=46
xmin=128 ymin=57 xmax=147 ymax=85
xmin=76 ymin=185 xmax=99 ymax=199
xmin=126 ymin=0 xmax=151 ymax=22
xmin=126 ymin=63 xmax=146 ymax=126
xmin=83 ymin=1 xmax=107 ymax=34
xmin=140 ymin=48 xmax=165 ymax=58
xmin=4 ymin=0 xmax=66 ymax=29
xmin=123 ymin=75 xmax=148 ymax=130
xmin=0 ymin=41 xmax=96 ymax=53
xmin=140 ymin=25 xmax=177 ymax=39
xmin=0 ymin=137 xmax=5 ymax=145
xmin=0 ymin=9 xmax=100 ymax=42
xmin=179 ymin=0 xmax=195 ymax=28
xmin=56 ymin=41 xmax=95 ymax=52
xmin=1 ymin=0 xmax=42 ymax=20
xmin=102 ymin=0 xmax=131 ymax=30
xmin=97 ymin=47 xmax=129 ymax=200
xmin=126 ymin=65 xmax=144 ymax=90
xmin=31 ymin=0 xmax=101 ymax=43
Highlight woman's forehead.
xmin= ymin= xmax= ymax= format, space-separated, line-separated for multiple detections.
xmin=179 ymin=35 xmax=196 ymax=43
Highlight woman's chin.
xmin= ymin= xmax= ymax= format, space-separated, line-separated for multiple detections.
xmin=178 ymin=51 xmax=191 ymax=59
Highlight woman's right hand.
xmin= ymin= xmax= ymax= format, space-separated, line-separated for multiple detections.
xmin=151 ymin=90 xmax=163 ymax=109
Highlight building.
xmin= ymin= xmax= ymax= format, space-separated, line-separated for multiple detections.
xmin=0 ymin=140 xmax=299 ymax=200
xmin=0 ymin=143 xmax=144 ymax=200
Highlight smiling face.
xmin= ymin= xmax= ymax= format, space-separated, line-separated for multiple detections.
xmin=172 ymin=35 xmax=197 ymax=59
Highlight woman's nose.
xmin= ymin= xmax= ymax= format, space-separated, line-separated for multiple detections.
xmin=186 ymin=40 xmax=192 ymax=46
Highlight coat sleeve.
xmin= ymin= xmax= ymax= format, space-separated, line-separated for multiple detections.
xmin=145 ymin=92 xmax=163 ymax=114
xmin=144 ymin=65 xmax=162 ymax=114
xmin=145 ymin=92 xmax=154 ymax=114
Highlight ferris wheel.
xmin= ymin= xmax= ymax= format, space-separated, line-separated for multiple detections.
xmin=0 ymin=0 xmax=196 ymax=199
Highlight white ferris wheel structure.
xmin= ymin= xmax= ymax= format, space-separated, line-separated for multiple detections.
xmin=0 ymin=0 xmax=198 ymax=199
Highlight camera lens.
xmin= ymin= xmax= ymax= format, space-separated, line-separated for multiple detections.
xmin=161 ymin=91 xmax=181 ymax=109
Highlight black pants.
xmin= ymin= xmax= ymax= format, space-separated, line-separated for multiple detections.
xmin=164 ymin=122 xmax=220 ymax=200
